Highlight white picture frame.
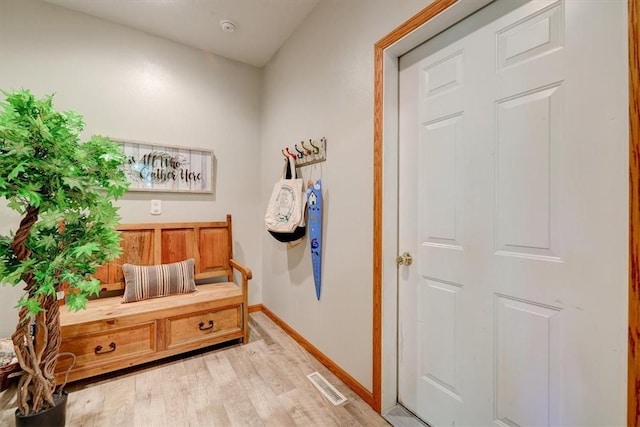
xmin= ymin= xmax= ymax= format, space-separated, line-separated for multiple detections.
xmin=117 ymin=139 xmax=214 ymax=194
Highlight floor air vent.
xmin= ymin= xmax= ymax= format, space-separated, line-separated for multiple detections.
xmin=307 ymin=371 xmax=348 ymax=406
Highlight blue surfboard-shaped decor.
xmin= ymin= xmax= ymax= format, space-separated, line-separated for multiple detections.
xmin=307 ymin=179 xmax=323 ymax=300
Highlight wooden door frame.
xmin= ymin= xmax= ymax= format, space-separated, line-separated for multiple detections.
xmin=372 ymin=0 xmax=638 ymax=422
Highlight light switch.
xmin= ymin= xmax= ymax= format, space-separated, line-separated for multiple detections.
xmin=150 ymin=199 xmax=162 ymax=215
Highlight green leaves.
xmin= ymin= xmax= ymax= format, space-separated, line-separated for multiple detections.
xmin=62 ymin=176 xmax=83 ymax=191
xmin=71 ymin=242 xmax=101 ymax=258
xmin=18 ymin=183 xmax=43 ymax=207
xmin=66 ymin=292 xmax=89 ymax=312
xmin=34 ymin=234 xmax=57 ymax=251
xmin=0 ymin=89 xmax=130 ymax=315
xmin=106 ymin=179 xmax=129 ymax=198
xmin=2 ymin=141 xmax=33 ymax=158
xmin=18 ymin=298 xmax=44 ymax=315
xmin=8 ymin=162 xmax=26 ymax=180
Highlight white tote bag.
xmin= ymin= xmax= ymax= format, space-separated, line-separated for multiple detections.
xmin=265 ymin=157 xmax=305 ymax=233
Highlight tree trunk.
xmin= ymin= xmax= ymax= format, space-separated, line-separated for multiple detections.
xmin=9 ymin=205 xmax=59 ymax=416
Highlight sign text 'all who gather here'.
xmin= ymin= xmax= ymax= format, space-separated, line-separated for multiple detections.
xmin=125 ymin=150 xmax=203 ymax=187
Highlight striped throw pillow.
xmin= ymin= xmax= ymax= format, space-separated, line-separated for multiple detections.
xmin=122 ymin=258 xmax=197 ymax=303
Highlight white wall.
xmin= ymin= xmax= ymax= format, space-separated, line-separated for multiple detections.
xmin=0 ymin=0 xmax=432 ymax=394
xmin=0 ymin=0 xmax=263 ymax=337
xmin=260 ymin=0 xmax=429 ymax=392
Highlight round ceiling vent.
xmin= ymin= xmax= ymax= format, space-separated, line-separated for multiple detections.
xmin=220 ymin=20 xmax=237 ymax=33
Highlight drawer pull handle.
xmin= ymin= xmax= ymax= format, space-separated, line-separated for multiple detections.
xmin=95 ymin=342 xmax=116 ymax=355
xmin=199 ymin=320 xmax=214 ymax=331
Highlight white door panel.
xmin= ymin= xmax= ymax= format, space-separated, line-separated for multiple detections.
xmin=398 ymin=0 xmax=627 ymax=425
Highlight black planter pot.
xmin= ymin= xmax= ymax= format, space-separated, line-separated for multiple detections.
xmin=15 ymin=392 xmax=67 ymax=427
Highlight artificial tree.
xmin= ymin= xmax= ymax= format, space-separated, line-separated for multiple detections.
xmin=0 ymin=90 xmax=129 ymax=416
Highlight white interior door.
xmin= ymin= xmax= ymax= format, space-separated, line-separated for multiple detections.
xmin=397 ymin=1 xmax=628 ymax=425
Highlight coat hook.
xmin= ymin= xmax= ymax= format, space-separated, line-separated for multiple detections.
xmin=294 ymin=144 xmax=305 ymax=159
xmin=301 ymin=140 xmax=312 ymax=155
xmin=309 ymin=139 xmax=320 ymax=154
xmin=285 ymin=147 xmax=296 ymax=158
xmin=281 ymin=149 xmax=288 ymax=159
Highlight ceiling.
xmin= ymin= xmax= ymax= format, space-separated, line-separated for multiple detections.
xmin=42 ymin=0 xmax=320 ymax=68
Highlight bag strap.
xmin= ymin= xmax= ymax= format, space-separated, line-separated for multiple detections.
xmin=281 ymin=156 xmax=297 ymax=179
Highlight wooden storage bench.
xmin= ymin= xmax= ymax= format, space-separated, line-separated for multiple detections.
xmin=54 ymin=215 xmax=251 ymax=384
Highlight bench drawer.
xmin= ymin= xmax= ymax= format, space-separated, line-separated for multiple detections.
xmin=166 ymin=305 xmax=242 ymax=350
xmin=56 ymin=322 xmax=157 ymax=374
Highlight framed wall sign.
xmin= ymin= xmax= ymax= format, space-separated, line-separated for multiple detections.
xmin=117 ymin=140 xmax=214 ymax=193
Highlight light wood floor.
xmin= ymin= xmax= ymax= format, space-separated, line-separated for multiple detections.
xmin=0 ymin=312 xmax=389 ymax=426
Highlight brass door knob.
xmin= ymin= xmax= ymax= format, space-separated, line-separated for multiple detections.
xmin=396 ymin=252 xmax=413 ymax=266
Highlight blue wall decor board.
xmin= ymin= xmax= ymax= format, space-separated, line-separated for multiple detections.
xmin=307 ymin=179 xmax=323 ymax=300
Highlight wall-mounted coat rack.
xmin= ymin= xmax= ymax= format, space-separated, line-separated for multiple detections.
xmin=281 ymin=137 xmax=326 ymax=168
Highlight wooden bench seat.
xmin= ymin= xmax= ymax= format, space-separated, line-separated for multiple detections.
xmin=60 ymin=283 xmax=243 ymax=330
xmin=55 ymin=216 xmax=251 ymax=384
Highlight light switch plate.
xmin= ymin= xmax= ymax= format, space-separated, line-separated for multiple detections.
xmin=150 ymin=199 xmax=162 ymax=215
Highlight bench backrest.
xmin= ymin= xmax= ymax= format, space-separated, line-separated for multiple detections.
xmin=93 ymin=215 xmax=234 ymax=296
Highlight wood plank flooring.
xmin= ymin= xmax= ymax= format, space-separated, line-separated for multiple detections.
xmin=0 ymin=312 xmax=389 ymax=426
